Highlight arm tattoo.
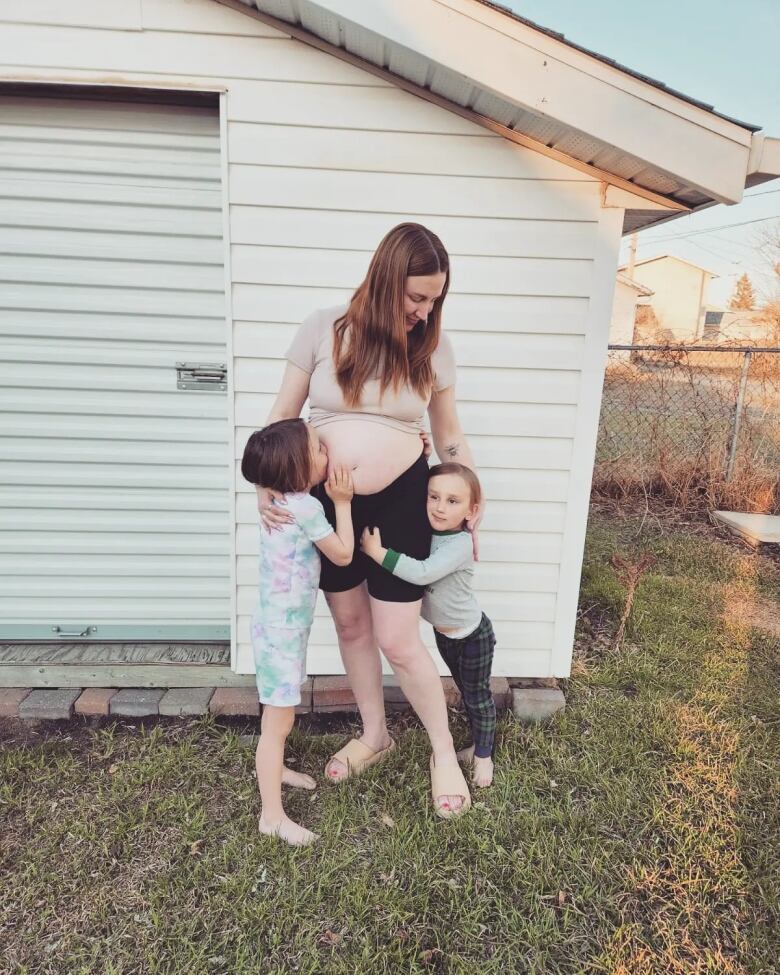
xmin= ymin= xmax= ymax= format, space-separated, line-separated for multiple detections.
xmin=444 ymin=442 xmax=460 ymax=459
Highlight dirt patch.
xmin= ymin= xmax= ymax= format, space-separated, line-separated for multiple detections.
xmin=720 ymin=583 xmax=780 ymax=638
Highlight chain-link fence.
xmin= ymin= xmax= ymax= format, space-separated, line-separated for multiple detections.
xmin=594 ymin=344 xmax=780 ymax=512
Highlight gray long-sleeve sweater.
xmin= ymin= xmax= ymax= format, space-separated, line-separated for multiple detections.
xmin=382 ymin=530 xmax=481 ymax=632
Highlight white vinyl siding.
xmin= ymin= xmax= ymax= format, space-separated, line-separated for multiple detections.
xmin=224 ymin=54 xmax=600 ymax=675
xmin=0 ymin=94 xmax=230 ymax=640
xmin=0 ymin=0 xmax=622 ymax=676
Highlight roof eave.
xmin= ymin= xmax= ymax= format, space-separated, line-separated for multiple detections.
xmin=219 ymin=0 xmax=778 ymax=222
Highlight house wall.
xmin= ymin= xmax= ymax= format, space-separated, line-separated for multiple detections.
xmin=608 ymin=280 xmax=641 ymax=358
xmin=632 ymin=259 xmax=713 ymax=342
xmin=0 ymin=0 xmax=624 ymax=678
xmin=717 ymin=311 xmax=774 ymax=344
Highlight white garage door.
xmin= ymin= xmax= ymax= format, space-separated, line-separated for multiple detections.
xmin=0 ymin=93 xmax=230 ymax=641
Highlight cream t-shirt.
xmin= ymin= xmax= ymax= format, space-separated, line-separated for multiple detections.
xmin=286 ymin=304 xmax=456 ymax=434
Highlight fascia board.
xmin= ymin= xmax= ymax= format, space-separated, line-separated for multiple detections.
xmin=748 ymin=134 xmax=780 ymax=177
xmin=316 ymin=0 xmax=752 ymax=203
xmin=443 ymin=0 xmax=753 ymax=146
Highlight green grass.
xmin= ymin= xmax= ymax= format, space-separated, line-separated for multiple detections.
xmin=2 ymin=505 xmax=778 ymax=975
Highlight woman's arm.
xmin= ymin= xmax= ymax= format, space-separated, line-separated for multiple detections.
xmin=427 ymin=386 xmax=484 ymax=556
xmin=267 ymin=362 xmax=310 ymax=424
xmin=427 ymin=386 xmax=476 ymax=470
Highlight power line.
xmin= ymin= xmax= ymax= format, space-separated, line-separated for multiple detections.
xmin=744 ymin=188 xmax=780 ymax=198
xmin=710 ymin=233 xmax=755 ymax=251
xmin=687 ymin=239 xmax=743 ymax=264
xmin=647 ymin=213 xmax=780 ymax=243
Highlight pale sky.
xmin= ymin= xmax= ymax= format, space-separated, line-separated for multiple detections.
xmin=506 ymin=0 xmax=780 ymax=307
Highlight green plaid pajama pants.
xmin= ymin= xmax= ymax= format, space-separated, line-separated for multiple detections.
xmin=434 ymin=613 xmax=496 ymax=758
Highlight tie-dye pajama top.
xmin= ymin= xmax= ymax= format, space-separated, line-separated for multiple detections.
xmin=251 ymin=492 xmax=333 ymax=706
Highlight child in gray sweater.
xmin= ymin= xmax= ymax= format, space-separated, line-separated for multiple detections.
xmin=361 ymin=463 xmax=497 ymax=787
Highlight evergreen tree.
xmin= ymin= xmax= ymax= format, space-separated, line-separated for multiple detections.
xmin=729 ymin=273 xmax=756 ymax=310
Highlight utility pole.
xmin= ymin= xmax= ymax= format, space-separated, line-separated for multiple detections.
xmin=627 ymin=233 xmax=638 ymax=277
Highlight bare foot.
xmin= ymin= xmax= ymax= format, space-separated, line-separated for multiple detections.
xmin=282 ymin=766 xmax=316 ymax=790
xmin=325 ymin=732 xmax=393 ymax=782
xmin=472 ymin=755 xmax=494 ymax=788
xmin=456 ymin=744 xmax=475 ymax=765
xmin=259 ymin=814 xmax=318 ymax=847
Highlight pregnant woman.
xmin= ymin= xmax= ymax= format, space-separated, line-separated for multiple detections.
xmin=258 ymin=223 xmax=482 ymax=817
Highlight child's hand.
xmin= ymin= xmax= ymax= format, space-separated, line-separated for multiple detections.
xmin=325 ymin=465 xmax=354 ymax=503
xmin=360 ymin=526 xmax=383 ymax=560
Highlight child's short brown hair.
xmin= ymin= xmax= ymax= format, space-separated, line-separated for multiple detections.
xmin=241 ymin=418 xmax=312 ymax=493
xmin=428 ymin=462 xmax=482 ymax=509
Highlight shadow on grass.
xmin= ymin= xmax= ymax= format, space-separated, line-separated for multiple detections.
xmin=577 ymin=513 xmax=780 ymax=975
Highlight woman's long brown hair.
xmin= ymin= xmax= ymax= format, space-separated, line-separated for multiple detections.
xmin=333 ymin=223 xmax=450 ymax=407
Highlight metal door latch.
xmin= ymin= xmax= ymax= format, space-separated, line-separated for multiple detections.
xmin=51 ymin=625 xmax=97 ymax=638
xmin=176 ymin=362 xmax=227 ymax=391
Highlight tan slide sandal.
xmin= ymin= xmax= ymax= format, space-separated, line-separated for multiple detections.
xmin=430 ymin=755 xmax=472 ymax=819
xmin=326 ymin=737 xmax=396 ymax=780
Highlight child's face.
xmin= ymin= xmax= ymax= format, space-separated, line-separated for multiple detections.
xmin=308 ymin=426 xmax=329 ymax=485
xmin=426 ymin=473 xmax=476 ymax=532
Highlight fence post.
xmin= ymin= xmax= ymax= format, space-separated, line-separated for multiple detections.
xmin=725 ymin=349 xmax=752 ymax=482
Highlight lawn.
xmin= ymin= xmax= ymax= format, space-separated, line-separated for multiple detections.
xmin=2 ymin=504 xmax=778 ymax=975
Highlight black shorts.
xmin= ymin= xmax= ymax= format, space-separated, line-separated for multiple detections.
xmin=312 ymin=451 xmax=431 ymax=602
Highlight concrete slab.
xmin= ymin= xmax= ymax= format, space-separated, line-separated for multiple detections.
xmin=713 ymin=511 xmax=780 ymax=546
xmin=19 ymin=688 xmax=81 ymax=721
xmin=109 ymin=688 xmax=165 ymax=717
xmin=159 ymin=687 xmax=214 ymax=717
xmin=512 ymin=687 xmax=566 ymax=723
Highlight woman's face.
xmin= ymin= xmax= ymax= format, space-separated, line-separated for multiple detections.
xmin=403 ymin=272 xmax=446 ymax=332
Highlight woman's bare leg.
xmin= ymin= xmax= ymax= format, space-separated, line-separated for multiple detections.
xmin=324 ymin=584 xmax=391 ymax=780
xmin=256 ymin=705 xmax=317 ymax=846
xmin=370 ymin=598 xmax=465 ymax=813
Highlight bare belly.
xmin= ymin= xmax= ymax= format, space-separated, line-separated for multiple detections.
xmin=317 ymin=420 xmax=423 ymax=494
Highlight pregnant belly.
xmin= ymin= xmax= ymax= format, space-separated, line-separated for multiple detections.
xmin=318 ymin=420 xmax=424 ymax=494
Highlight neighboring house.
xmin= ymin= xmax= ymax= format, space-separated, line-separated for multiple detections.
xmin=703 ymin=308 xmax=776 ymax=343
xmin=621 ymin=254 xmax=718 ymax=342
xmin=1 ymin=0 xmax=779 ymax=688
xmin=608 ymin=272 xmax=654 ymax=358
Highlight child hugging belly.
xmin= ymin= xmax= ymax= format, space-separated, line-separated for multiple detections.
xmin=242 ymin=418 xmax=355 ymax=846
xmin=361 ymin=463 xmax=497 ymax=788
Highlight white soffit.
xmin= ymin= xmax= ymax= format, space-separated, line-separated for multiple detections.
xmin=229 ymin=0 xmax=776 ymax=233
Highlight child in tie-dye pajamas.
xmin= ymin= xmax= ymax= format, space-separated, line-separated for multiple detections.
xmin=241 ymin=418 xmax=354 ymax=846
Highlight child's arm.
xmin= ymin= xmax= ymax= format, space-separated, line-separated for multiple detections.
xmin=360 ymin=527 xmax=471 ymax=585
xmin=315 ymin=466 xmax=354 ymax=567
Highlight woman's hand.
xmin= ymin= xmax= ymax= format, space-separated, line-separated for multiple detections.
xmin=466 ymin=504 xmax=483 ymax=561
xmin=360 ymin=526 xmax=385 ymax=562
xmin=256 ymin=485 xmax=294 ymax=533
xmin=419 ymin=430 xmax=433 ymax=459
xmin=325 ymin=465 xmax=354 ymax=504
